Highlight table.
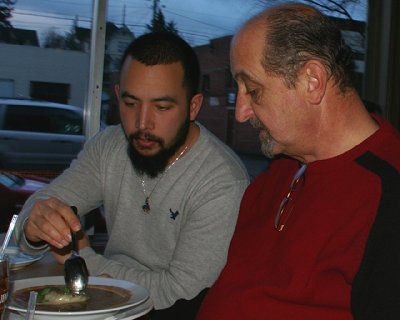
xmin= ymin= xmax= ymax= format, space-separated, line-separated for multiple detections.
xmin=5 ymin=251 xmax=152 ymax=319
xmin=10 ymin=252 xmax=63 ymax=280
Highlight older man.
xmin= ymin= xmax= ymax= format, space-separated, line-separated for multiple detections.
xmin=197 ymin=3 xmax=400 ymax=320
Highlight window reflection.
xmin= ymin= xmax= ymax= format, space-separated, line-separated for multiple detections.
xmin=1 ymin=0 xmax=371 ymax=179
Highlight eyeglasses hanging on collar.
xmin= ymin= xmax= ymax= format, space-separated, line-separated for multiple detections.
xmin=274 ymin=163 xmax=307 ymax=232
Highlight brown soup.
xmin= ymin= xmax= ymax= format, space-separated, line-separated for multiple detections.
xmin=12 ymin=284 xmax=132 ymax=312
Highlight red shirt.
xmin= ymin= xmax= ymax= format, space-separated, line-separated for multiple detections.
xmin=197 ymin=116 xmax=400 ymax=319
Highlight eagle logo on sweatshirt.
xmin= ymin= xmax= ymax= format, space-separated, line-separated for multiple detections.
xmin=169 ymin=209 xmax=179 ymax=220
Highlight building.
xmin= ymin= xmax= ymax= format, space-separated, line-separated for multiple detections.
xmin=195 ymin=36 xmax=262 ymax=155
xmin=0 ymin=27 xmax=39 ymax=46
xmin=0 ymin=22 xmax=134 ymax=110
xmin=0 ymin=43 xmax=89 ymax=106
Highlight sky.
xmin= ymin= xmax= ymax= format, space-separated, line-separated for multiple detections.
xmin=9 ymin=0 xmax=368 ymax=47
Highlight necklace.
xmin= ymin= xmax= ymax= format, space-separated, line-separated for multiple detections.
xmin=140 ymin=145 xmax=188 ymax=213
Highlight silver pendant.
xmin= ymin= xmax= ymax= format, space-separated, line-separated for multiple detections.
xmin=142 ymin=197 xmax=150 ymax=213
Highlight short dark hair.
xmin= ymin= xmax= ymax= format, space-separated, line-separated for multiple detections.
xmin=260 ymin=3 xmax=356 ymax=92
xmin=119 ymin=32 xmax=200 ymax=100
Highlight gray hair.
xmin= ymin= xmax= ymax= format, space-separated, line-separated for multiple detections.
xmin=258 ymin=3 xmax=356 ymax=92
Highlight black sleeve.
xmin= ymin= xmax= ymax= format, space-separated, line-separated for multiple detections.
xmin=351 ymin=152 xmax=400 ymax=319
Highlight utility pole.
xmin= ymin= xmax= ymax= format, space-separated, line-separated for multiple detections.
xmin=122 ymin=3 xmax=126 ymax=26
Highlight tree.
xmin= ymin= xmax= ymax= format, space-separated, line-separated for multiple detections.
xmin=64 ymin=15 xmax=94 ymax=51
xmin=146 ymin=0 xmax=178 ymax=34
xmin=256 ymin=0 xmax=363 ymax=21
xmin=0 ymin=0 xmax=17 ymax=42
xmin=301 ymin=0 xmax=362 ymax=20
xmin=43 ymin=17 xmax=86 ymax=51
xmin=255 ymin=0 xmax=366 ymax=38
xmin=0 ymin=0 xmax=16 ymax=28
xmin=43 ymin=29 xmax=66 ymax=48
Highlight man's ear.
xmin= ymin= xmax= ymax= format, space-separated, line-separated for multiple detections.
xmin=114 ymin=84 xmax=120 ymax=101
xmin=302 ymin=60 xmax=327 ymax=105
xmin=189 ymin=93 xmax=203 ymax=121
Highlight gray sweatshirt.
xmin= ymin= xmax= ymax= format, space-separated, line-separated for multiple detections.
xmin=15 ymin=123 xmax=249 ymax=309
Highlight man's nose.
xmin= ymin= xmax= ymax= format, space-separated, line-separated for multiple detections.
xmin=136 ymin=106 xmax=153 ymax=130
xmin=235 ymin=93 xmax=253 ymax=123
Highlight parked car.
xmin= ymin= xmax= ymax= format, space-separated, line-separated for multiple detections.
xmin=0 ymin=171 xmax=48 ymax=231
xmin=0 ymin=98 xmax=87 ymax=171
xmin=0 ymin=170 xmax=107 ymax=237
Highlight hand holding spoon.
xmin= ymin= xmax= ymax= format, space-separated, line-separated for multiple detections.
xmin=64 ymin=206 xmax=89 ymax=294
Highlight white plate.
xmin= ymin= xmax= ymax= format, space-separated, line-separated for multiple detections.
xmin=7 ymin=276 xmax=150 ymax=320
xmin=104 ymin=297 xmax=153 ymax=320
xmin=5 ymin=246 xmax=44 ymax=270
xmin=6 ymin=298 xmax=153 ymax=320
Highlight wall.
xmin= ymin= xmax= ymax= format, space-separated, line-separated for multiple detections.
xmin=0 ymin=43 xmax=89 ymax=107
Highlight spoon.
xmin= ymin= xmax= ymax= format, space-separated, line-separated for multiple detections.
xmin=64 ymin=206 xmax=89 ymax=294
xmin=25 ymin=291 xmax=37 ymax=320
xmin=0 ymin=214 xmax=18 ymax=259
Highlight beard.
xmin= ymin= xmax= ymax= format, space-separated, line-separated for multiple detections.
xmin=126 ymin=116 xmax=190 ymax=178
xmin=249 ymin=117 xmax=275 ymax=159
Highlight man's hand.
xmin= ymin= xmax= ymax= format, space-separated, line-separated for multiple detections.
xmin=24 ymin=197 xmax=82 ymax=249
xmin=51 ymin=230 xmax=91 ymax=264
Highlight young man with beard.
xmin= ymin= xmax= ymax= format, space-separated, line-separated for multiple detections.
xmin=14 ymin=32 xmax=249 ymax=318
xmin=197 ymin=3 xmax=400 ymax=320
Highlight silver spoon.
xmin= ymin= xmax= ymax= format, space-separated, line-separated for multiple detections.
xmin=25 ymin=291 xmax=37 ymax=320
xmin=0 ymin=214 xmax=18 ymax=259
xmin=64 ymin=206 xmax=89 ymax=294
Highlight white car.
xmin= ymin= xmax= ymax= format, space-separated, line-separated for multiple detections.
xmin=0 ymin=98 xmax=86 ymax=171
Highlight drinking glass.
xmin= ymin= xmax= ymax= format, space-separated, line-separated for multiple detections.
xmin=0 ymin=256 xmax=9 ymax=320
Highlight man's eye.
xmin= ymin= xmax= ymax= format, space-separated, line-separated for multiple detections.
xmin=156 ymin=105 xmax=171 ymax=111
xmin=246 ymin=89 xmax=260 ymax=100
xmin=123 ymin=100 xmax=137 ymax=107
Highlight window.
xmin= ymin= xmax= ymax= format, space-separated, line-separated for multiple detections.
xmin=4 ymin=105 xmax=53 ymax=133
xmin=3 ymin=105 xmax=82 ymax=135
xmin=30 ymin=81 xmax=70 ymax=104
xmin=0 ymin=79 xmax=14 ymax=98
xmin=51 ymin=108 xmax=83 ymax=135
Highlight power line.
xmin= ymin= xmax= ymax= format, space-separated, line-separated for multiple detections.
xmin=13 ymin=9 xmax=92 ymax=23
xmin=163 ymin=8 xmax=233 ymax=32
xmin=10 ymin=3 xmax=235 ymax=46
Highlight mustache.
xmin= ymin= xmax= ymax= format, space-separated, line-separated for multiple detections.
xmin=129 ymin=130 xmax=163 ymax=144
xmin=249 ymin=117 xmax=266 ymax=130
